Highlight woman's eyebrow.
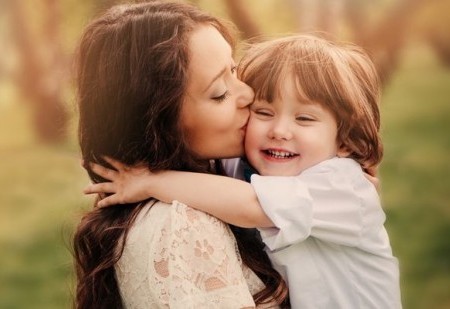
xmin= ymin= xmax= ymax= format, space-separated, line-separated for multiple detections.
xmin=203 ymin=67 xmax=227 ymax=93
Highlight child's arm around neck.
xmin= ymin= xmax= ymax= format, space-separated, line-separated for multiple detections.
xmin=146 ymin=170 xmax=274 ymax=228
xmin=84 ymin=158 xmax=274 ymax=228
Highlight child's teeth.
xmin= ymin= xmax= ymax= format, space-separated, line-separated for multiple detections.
xmin=268 ymin=150 xmax=293 ymax=158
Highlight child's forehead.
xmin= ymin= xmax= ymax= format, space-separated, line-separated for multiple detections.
xmin=276 ymin=74 xmax=316 ymax=103
xmin=255 ymin=80 xmax=317 ymax=104
xmin=256 ymin=73 xmax=335 ymax=113
xmin=258 ymin=88 xmax=322 ymax=108
xmin=250 ymin=62 xmax=328 ymax=105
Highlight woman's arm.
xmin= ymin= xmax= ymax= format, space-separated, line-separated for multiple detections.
xmin=84 ymin=157 xmax=273 ymax=228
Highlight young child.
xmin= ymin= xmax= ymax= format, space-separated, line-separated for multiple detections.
xmin=86 ymin=35 xmax=401 ymax=308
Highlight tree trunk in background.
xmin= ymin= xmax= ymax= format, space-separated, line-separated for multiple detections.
xmin=290 ymin=0 xmax=344 ymax=38
xmin=224 ymin=0 xmax=440 ymax=87
xmin=288 ymin=0 xmax=318 ymax=33
xmin=95 ymin=0 xmax=121 ymax=14
xmin=10 ymin=0 xmax=68 ymax=143
xmin=345 ymin=0 xmax=436 ymax=85
xmin=223 ymin=0 xmax=262 ymax=40
xmin=316 ymin=0 xmax=344 ymax=38
xmin=426 ymin=30 xmax=450 ymax=68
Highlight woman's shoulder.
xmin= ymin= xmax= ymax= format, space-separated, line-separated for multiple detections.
xmin=117 ymin=200 xmax=265 ymax=308
xmin=133 ymin=199 xmax=230 ymax=234
xmin=117 ymin=200 xmax=236 ymax=280
xmin=126 ymin=200 xmax=236 ymax=254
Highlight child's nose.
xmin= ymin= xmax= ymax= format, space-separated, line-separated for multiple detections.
xmin=269 ymin=120 xmax=293 ymax=140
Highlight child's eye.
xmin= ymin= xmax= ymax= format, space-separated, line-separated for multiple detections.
xmin=212 ymin=91 xmax=230 ymax=103
xmin=296 ymin=115 xmax=314 ymax=121
xmin=254 ymin=109 xmax=273 ymax=117
xmin=231 ymin=65 xmax=237 ymax=75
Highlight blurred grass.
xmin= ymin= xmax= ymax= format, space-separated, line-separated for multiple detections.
xmin=0 ymin=42 xmax=449 ymax=308
xmin=380 ymin=42 xmax=450 ymax=309
xmin=0 ymin=102 xmax=90 ymax=308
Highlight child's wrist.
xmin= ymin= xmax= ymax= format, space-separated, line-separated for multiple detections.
xmin=147 ymin=170 xmax=168 ymax=200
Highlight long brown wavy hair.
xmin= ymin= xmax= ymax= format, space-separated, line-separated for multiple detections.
xmin=73 ymin=1 xmax=288 ymax=308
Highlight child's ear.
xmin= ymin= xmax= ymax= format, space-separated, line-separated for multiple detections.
xmin=337 ymin=143 xmax=351 ymax=158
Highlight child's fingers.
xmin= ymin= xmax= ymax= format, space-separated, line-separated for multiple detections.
xmin=103 ymin=156 xmax=127 ymax=172
xmin=97 ymin=195 xmax=120 ymax=208
xmin=365 ymin=165 xmax=378 ymax=177
xmin=84 ymin=182 xmax=116 ymax=195
xmin=89 ymin=162 xmax=118 ymax=180
xmin=364 ymin=173 xmax=380 ymax=191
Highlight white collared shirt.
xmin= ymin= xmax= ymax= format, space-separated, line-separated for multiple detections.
xmin=223 ymin=157 xmax=402 ymax=308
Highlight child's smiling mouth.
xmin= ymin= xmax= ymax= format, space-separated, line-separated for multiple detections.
xmin=262 ymin=148 xmax=299 ymax=160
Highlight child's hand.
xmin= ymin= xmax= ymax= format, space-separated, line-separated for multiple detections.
xmin=84 ymin=156 xmax=154 ymax=208
xmin=364 ymin=166 xmax=380 ymax=192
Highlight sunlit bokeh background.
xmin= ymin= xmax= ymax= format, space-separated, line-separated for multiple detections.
xmin=0 ymin=0 xmax=449 ymax=308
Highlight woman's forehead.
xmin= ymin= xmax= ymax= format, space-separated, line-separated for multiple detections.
xmin=187 ymin=25 xmax=233 ymax=93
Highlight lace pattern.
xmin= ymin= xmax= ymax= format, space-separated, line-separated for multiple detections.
xmin=115 ymin=200 xmax=273 ymax=308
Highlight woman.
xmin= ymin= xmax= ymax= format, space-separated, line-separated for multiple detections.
xmin=73 ymin=1 xmax=288 ymax=308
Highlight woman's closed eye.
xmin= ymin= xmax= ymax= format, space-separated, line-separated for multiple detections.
xmin=212 ymin=91 xmax=230 ymax=103
xmin=211 ymin=65 xmax=237 ymax=102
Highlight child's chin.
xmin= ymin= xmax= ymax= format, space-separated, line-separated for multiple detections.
xmin=260 ymin=168 xmax=304 ymax=177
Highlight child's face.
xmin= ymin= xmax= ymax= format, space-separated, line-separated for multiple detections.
xmin=245 ymin=77 xmax=343 ymax=176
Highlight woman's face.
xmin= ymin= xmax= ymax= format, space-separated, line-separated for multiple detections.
xmin=181 ymin=25 xmax=254 ymax=159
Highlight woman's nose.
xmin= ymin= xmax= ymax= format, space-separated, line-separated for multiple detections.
xmin=269 ymin=119 xmax=293 ymax=140
xmin=236 ymin=80 xmax=254 ymax=108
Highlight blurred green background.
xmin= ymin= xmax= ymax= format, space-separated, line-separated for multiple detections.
xmin=0 ymin=0 xmax=449 ymax=308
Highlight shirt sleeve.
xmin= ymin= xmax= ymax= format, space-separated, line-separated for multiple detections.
xmin=253 ymin=158 xmax=384 ymax=251
xmin=151 ymin=201 xmax=258 ymax=308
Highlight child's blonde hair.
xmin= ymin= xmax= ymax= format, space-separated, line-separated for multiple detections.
xmin=239 ymin=34 xmax=382 ymax=169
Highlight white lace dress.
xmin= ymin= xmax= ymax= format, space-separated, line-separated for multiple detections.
xmin=115 ymin=200 xmax=273 ymax=308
